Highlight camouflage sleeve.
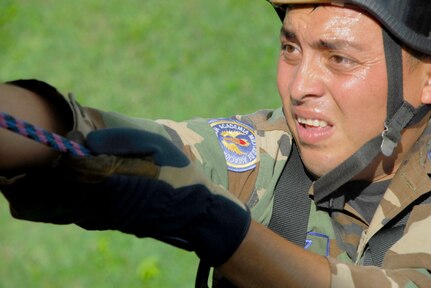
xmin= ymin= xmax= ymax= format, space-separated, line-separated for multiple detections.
xmin=68 ymin=96 xmax=230 ymax=189
xmin=64 ymin=85 xmax=293 ymax=210
xmin=70 ymin=94 xmax=293 ymax=225
xmin=329 ymin=204 xmax=431 ymax=287
xmin=83 ymin=104 xmax=293 ymax=208
xmin=113 ymin=115 xmax=232 ymax=187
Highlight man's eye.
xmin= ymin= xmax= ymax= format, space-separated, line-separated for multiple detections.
xmin=329 ymin=55 xmax=355 ymax=66
xmin=281 ymin=43 xmax=298 ymax=54
xmin=280 ymin=43 xmax=301 ymax=63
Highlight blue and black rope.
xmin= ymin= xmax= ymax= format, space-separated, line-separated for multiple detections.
xmin=0 ymin=111 xmax=91 ymax=157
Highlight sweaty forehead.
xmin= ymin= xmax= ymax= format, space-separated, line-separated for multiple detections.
xmin=283 ymin=5 xmax=380 ymax=43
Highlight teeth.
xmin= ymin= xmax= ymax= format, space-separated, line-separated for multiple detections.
xmin=297 ymin=117 xmax=328 ymax=128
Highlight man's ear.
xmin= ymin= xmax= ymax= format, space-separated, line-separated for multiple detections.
xmin=421 ymin=61 xmax=431 ymax=104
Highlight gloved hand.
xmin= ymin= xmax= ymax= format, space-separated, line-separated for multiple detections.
xmin=65 ymin=128 xmax=251 ymax=267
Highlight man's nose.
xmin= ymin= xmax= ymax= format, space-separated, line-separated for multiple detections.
xmin=289 ymin=60 xmax=326 ymax=104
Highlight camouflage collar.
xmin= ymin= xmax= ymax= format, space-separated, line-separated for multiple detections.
xmin=308 ymin=127 xmax=431 ymax=223
xmin=374 ymin=131 xmax=431 ymax=227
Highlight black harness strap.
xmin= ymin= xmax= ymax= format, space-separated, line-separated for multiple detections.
xmin=210 ymin=142 xmax=312 ymax=288
xmin=268 ymin=142 xmax=313 ymax=247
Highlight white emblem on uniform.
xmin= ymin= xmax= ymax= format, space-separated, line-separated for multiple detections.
xmin=209 ymin=118 xmax=257 ymax=172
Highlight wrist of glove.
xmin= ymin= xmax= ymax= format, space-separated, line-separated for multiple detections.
xmin=64 ymin=128 xmax=251 ymax=267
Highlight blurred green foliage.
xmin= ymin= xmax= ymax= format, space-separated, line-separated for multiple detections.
xmin=0 ymin=0 xmax=281 ymax=119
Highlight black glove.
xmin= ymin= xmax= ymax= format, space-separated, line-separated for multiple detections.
xmin=2 ymin=128 xmax=251 ymax=267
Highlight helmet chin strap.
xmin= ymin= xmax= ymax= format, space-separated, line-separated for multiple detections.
xmin=312 ymin=29 xmax=430 ymax=209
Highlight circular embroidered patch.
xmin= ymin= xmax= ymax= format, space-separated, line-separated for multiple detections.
xmin=209 ymin=118 xmax=257 ymax=172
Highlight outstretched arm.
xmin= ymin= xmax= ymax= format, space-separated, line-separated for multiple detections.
xmin=218 ymin=221 xmax=331 ymax=288
xmin=0 ymin=83 xmax=69 ymax=171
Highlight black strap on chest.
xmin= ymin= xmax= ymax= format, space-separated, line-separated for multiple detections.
xmin=210 ymin=142 xmax=312 ymax=288
xmin=268 ymin=142 xmax=313 ymax=246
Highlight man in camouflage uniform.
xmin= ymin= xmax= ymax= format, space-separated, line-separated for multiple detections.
xmin=1 ymin=0 xmax=431 ymax=287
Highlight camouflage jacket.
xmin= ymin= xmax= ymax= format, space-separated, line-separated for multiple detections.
xmin=68 ymin=94 xmax=431 ymax=287
xmin=2 ymin=80 xmax=431 ymax=287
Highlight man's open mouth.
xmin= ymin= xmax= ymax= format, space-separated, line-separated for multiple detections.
xmin=297 ymin=117 xmax=328 ymax=128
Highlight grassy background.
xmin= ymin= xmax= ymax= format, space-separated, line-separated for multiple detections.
xmin=0 ymin=0 xmax=281 ymax=287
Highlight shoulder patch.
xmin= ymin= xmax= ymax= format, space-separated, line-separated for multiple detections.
xmin=208 ymin=118 xmax=257 ymax=172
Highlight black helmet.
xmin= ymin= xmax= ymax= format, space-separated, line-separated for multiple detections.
xmin=267 ymin=0 xmax=431 ymax=208
xmin=269 ymin=0 xmax=431 ymax=55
